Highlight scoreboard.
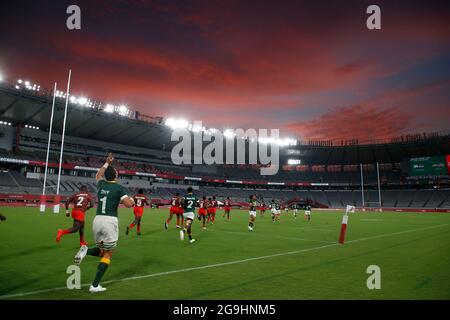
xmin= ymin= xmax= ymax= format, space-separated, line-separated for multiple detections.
xmin=409 ymin=156 xmax=448 ymax=176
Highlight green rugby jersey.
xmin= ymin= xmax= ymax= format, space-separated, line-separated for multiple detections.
xmin=249 ymin=200 xmax=257 ymax=211
xmin=96 ymin=180 xmax=128 ymax=217
xmin=182 ymin=194 xmax=197 ymax=213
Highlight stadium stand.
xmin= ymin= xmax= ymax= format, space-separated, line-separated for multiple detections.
xmin=1 ymin=83 xmax=450 ymax=209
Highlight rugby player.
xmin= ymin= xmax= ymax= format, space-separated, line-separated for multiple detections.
xmin=126 ymin=189 xmax=148 ymax=236
xmin=165 ymin=193 xmax=181 ymax=229
xmin=73 ymin=153 xmax=135 ymax=293
xmin=305 ymin=204 xmax=312 ymax=221
xmin=56 ymin=185 xmax=94 ymax=246
xmin=248 ymin=195 xmax=257 ymax=231
xmin=180 ymin=187 xmax=197 ymax=243
xmin=198 ymin=196 xmax=208 ymax=229
xmin=292 ymin=202 xmax=299 ymax=219
xmin=222 ymin=197 xmax=231 ymax=220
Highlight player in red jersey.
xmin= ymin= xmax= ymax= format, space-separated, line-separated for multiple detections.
xmin=207 ymin=196 xmax=218 ymax=224
xmin=56 ymin=186 xmax=94 ymax=246
xmin=197 ymin=196 xmax=208 ymax=229
xmin=260 ymin=202 xmax=266 ymax=217
xmin=176 ymin=196 xmax=185 ymax=229
xmin=126 ymin=189 xmax=149 ymax=236
xmin=165 ymin=193 xmax=181 ymax=229
xmin=205 ymin=197 xmax=212 ymax=223
xmin=222 ymin=197 xmax=232 ymax=220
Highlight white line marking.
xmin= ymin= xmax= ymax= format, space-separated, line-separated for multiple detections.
xmin=208 ymin=229 xmax=335 ymax=244
xmin=1 ymin=222 xmax=449 ymax=299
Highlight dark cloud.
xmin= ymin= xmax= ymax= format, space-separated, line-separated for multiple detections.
xmin=0 ymin=0 xmax=449 ymax=139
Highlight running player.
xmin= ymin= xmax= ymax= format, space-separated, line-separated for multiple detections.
xmin=209 ymin=196 xmax=218 ymax=224
xmin=248 ymin=195 xmax=257 ymax=231
xmin=269 ymin=200 xmax=277 ymax=223
xmin=176 ymin=195 xmax=185 ymax=229
xmin=284 ymin=204 xmax=289 ymax=215
xmin=275 ymin=202 xmax=281 ymax=221
xmin=259 ymin=201 xmax=266 ymax=217
xmin=0 ymin=213 xmax=6 ymax=221
xmin=222 ymin=197 xmax=231 ymax=220
xmin=126 ymin=189 xmax=148 ymax=236
xmin=206 ymin=197 xmax=213 ymax=224
xmin=165 ymin=193 xmax=181 ymax=229
xmin=56 ymin=185 xmax=94 ymax=246
xmin=198 ymin=196 xmax=208 ymax=229
xmin=180 ymin=187 xmax=197 ymax=243
xmin=292 ymin=202 xmax=299 ymax=219
xmin=73 ymin=153 xmax=134 ymax=293
xmin=304 ymin=204 xmax=312 ymax=221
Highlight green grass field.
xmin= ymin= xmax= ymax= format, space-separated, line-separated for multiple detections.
xmin=0 ymin=207 xmax=449 ymax=300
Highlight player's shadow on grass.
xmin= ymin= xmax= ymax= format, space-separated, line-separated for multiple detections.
xmin=0 ymin=245 xmax=55 ymax=262
xmin=178 ymin=231 xmax=445 ymax=299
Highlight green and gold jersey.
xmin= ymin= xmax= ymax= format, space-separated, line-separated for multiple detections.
xmin=182 ymin=194 xmax=197 ymax=213
xmin=96 ymin=180 xmax=129 ymax=217
xmin=249 ymin=200 xmax=257 ymax=211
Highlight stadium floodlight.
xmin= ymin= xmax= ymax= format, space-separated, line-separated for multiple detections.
xmin=17 ymin=79 xmax=22 ymax=84
xmin=78 ymin=97 xmax=88 ymax=106
xmin=24 ymin=81 xmax=30 ymax=87
xmin=15 ymin=85 xmax=20 ymax=89
xmin=104 ymin=104 xmax=115 ymax=113
xmin=118 ymin=105 xmax=129 ymax=116
xmin=165 ymin=118 xmax=189 ymax=129
xmin=0 ymin=74 xmax=3 ymax=82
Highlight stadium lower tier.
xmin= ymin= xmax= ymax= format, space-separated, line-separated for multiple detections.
xmin=0 ymin=170 xmax=449 ymax=209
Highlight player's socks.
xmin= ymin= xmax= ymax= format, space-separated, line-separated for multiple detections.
xmin=56 ymin=229 xmax=63 ymax=242
xmin=92 ymin=257 xmax=110 ymax=287
xmin=129 ymin=223 xmax=135 ymax=229
xmin=137 ymin=223 xmax=141 ymax=234
xmin=87 ymin=247 xmax=101 ymax=257
xmin=187 ymin=225 xmax=192 ymax=240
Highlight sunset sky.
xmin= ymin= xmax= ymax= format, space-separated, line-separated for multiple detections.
xmin=0 ymin=0 xmax=449 ymax=143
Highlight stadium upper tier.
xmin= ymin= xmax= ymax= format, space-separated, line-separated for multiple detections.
xmin=1 ymin=83 xmax=450 ymax=166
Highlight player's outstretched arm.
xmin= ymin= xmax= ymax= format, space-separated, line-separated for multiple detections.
xmin=96 ymin=153 xmax=114 ymax=181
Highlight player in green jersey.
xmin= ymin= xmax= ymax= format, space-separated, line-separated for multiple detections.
xmin=292 ymin=203 xmax=299 ymax=219
xmin=180 ymin=187 xmax=197 ymax=244
xmin=73 ymin=153 xmax=135 ymax=293
xmin=304 ymin=204 xmax=312 ymax=221
xmin=248 ymin=195 xmax=257 ymax=231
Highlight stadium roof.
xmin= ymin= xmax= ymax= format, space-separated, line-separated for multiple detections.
xmin=0 ymin=85 xmax=175 ymax=150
